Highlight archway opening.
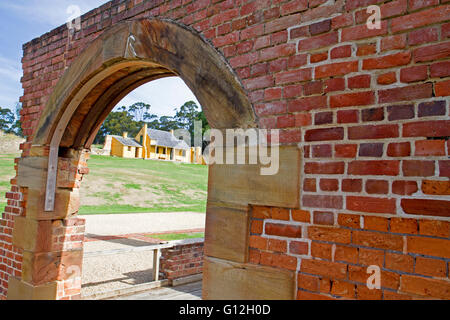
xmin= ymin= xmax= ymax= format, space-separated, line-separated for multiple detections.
xmin=79 ymin=77 xmax=208 ymax=299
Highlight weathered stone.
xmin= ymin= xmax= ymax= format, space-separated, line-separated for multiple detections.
xmin=208 ymin=146 xmax=301 ymax=208
xmin=202 ymin=257 xmax=296 ymax=300
xmin=22 ymin=250 xmax=83 ymax=286
xmin=204 ymin=203 xmax=249 ymax=263
xmin=26 ymin=188 xmax=80 ymax=220
xmin=7 ymin=277 xmax=58 ymax=300
xmin=12 ymin=217 xmax=53 ymax=253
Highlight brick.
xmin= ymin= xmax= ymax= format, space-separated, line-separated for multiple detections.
xmin=295 ymin=113 xmax=312 ymax=127
xmin=335 ymin=245 xmax=358 ymax=264
xmin=418 ymin=101 xmax=446 ymax=117
xmin=311 ymin=242 xmax=332 ymax=259
xmin=401 ymin=199 xmax=450 ymax=218
xmin=414 ymin=42 xmax=450 ymax=62
xmin=408 ymin=27 xmax=439 ymax=46
xmin=419 ymin=220 xmax=450 ymax=238
xmin=288 ymin=96 xmax=327 ymax=112
xmin=331 ymin=280 xmax=355 ymax=299
xmin=310 ymin=52 xmax=328 ymax=63
xmin=313 ymin=211 xmax=334 ymax=225
xmin=357 ymin=43 xmax=377 ymax=56
xmin=249 ymin=235 xmax=268 ymax=250
xmin=288 ymin=54 xmax=308 ymax=69
xmin=337 ymin=110 xmax=358 ymax=124
xmin=314 ymin=112 xmax=333 ymax=125
xmin=298 ymin=32 xmax=338 ymax=52
xmin=265 ymin=223 xmax=302 ymax=238
xmin=303 ymin=195 xmax=343 ymax=210
xmin=303 ymin=178 xmax=317 ymax=192
xmin=292 ymin=209 xmax=310 ymax=223
xmin=305 ymin=127 xmax=344 ymax=142
xmin=366 ymin=180 xmax=389 ymax=194
xmin=301 ymin=259 xmax=347 ymax=280
xmin=251 ymin=220 xmax=263 ymax=234
xmin=275 ymin=68 xmax=312 ymax=84
xmin=297 ymin=274 xmax=319 ymax=292
xmin=268 ymin=238 xmax=287 ymax=253
xmin=255 ymin=102 xmax=286 ymax=116
xmin=390 ymin=218 xmax=418 ymax=234
xmin=353 ymin=230 xmax=403 ymax=251
xmin=400 ymin=65 xmax=428 ymax=83
xmin=347 ymin=196 xmax=396 ymax=214
xmin=312 ymin=144 xmax=332 ymax=158
xmin=364 ymin=216 xmax=389 ymax=232
xmin=387 ymin=142 xmax=411 ymax=157
xmin=305 ymin=162 xmax=345 ymax=175
xmin=356 ymin=285 xmax=382 ymax=300
xmin=348 ymin=75 xmax=371 ymax=89
xmin=252 ymin=206 xmax=272 ymax=219
xmin=330 ymin=92 xmax=375 ymax=108
xmin=377 ymin=72 xmax=396 ymax=85
xmin=338 ymin=214 xmax=360 ymax=229
xmin=359 ymin=143 xmax=384 ymax=157
xmin=290 ymin=241 xmax=309 ymax=255
xmin=359 ymin=248 xmax=384 ymax=267
xmin=430 ymin=61 xmax=450 ymax=78
xmin=315 ymin=61 xmax=358 ymax=79
xmin=332 ymin=13 xmax=353 ymax=29
xmin=402 ymin=160 xmax=435 ymax=177
xmin=342 ymin=21 xmax=388 ymax=41
xmin=440 ymin=160 xmax=450 ymax=177
xmin=349 ymin=123 xmax=397 ymax=141
xmin=392 ymin=181 xmax=418 ymax=195
xmin=435 ymin=79 xmax=450 ymax=97
xmin=290 ymin=26 xmax=309 ymax=39
xmin=349 ymin=160 xmax=400 ymax=176
xmin=335 ymin=144 xmax=357 ymax=158
xmin=342 ymin=179 xmax=362 ymax=193
xmin=415 ymin=140 xmax=446 ymax=156
xmin=391 ymin=5 xmax=450 ymax=33
xmin=325 ymin=78 xmax=345 ymax=92
xmin=363 ymin=52 xmax=411 ymax=70
xmin=308 ymin=226 xmax=351 ymax=244
xmin=386 ymin=252 xmax=414 ymax=273
xmin=415 ymin=257 xmax=446 ymax=278
xmin=422 ymin=180 xmax=450 ymax=196
xmin=309 ymin=20 xmax=331 ymax=35
xmin=409 ymin=0 xmax=439 ymax=11
xmin=400 ymin=275 xmax=450 ymax=299
xmin=330 ymin=45 xmax=352 ymax=59
xmin=379 ymin=83 xmax=433 ymax=103
xmin=271 ymin=208 xmax=290 ymax=221
xmin=403 ymin=120 xmax=450 ymax=138
xmin=381 ymin=34 xmax=407 ymax=51
xmin=387 ymin=104 xmax=414 ymax=121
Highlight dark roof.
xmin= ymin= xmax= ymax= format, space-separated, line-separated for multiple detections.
xmin=112 ymin=136 xmax=143 ymax=147
xmin=147 ymin=129 xmax=190 ymax=150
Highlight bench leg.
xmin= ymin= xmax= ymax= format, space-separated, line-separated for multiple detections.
xmin=153 ymin=249 xmax=160 ymax=282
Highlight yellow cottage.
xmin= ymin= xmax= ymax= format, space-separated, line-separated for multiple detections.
xmin=104 ymin=124 xmax=204 ymax=164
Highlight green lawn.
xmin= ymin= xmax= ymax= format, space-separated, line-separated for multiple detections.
xmin=145 ymin=232 xmax=204 ymax=241
xmin=79 ymin=155 xmax=208 ymax=215
xmin=0 ymin=154 xmax=208 ymax=215
xmin=0 ymin=154 xmax=19 ymax=214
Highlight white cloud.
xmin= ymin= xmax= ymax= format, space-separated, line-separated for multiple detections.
xmin=115 ymin=77 xmax=201 ymax=117
xmin=0 ymin=55 xmax=22 ymax=109
xmin=0 ymin=0 xmax=106 ymax=27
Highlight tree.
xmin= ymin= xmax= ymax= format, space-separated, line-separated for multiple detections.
xmin=0 ymin=107 xmax=15 ymax=132
xmin=9 ymin=103 xmax=23 ymax=137
xmin=94 ymin=110 xmax=141 ymax=144
xmin=128 ymin=102 xmax=152 ymax=122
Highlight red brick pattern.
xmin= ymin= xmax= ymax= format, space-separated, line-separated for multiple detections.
xmin=160 ymin=242 xmax=204 ymax=281
xmin=0 ymin=0 xmax=448 ymax=300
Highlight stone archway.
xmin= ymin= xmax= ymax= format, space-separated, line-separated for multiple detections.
xmin=8 ymin=18 xmax=301 ymax=300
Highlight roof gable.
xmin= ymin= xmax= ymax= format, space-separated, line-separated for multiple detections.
xmin=147 ymin=129 xmax=190 ymax=150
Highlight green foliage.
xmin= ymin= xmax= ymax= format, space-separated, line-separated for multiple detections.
xmin=94 ymin=100 xmax=209 ymax=146
xmin=146 ymin=232 xmax=204 ymax=241
xmin=0 ymin=103 xmax=23 ymax=137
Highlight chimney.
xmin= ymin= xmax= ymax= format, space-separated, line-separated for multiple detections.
xmin=170 ymin=130 xmax=174 ymax=136
xmin=122 ymin=132 xmax=128 ymax=138
xmin=144 ymin=123 xmax=148 ymax=133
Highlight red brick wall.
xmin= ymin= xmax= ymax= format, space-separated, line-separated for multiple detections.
xmin=160 ymin=241 xmax=204 ymax=282
xmin=1 ymin=0 xmax=449 ymax=300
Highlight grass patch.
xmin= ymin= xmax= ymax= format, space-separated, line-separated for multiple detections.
xmin=146 ymin=232 xmax=204 ymax=241
xmin=0 ymin=154 xmax=19 ymax=213
xmin=124 ymin=183 xmax=142 ymax=190
xmin=78 ymin=203 xmax=206 ymax=215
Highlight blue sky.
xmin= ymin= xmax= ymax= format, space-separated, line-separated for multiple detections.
xmin=0 ymin=0 xmax=199 ymax=117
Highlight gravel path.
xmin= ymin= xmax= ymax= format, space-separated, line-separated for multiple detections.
xmin=83 ymin=211 xmax=206 ymax=236
xmin=81 ymin=212 xmax=205 ymax=298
